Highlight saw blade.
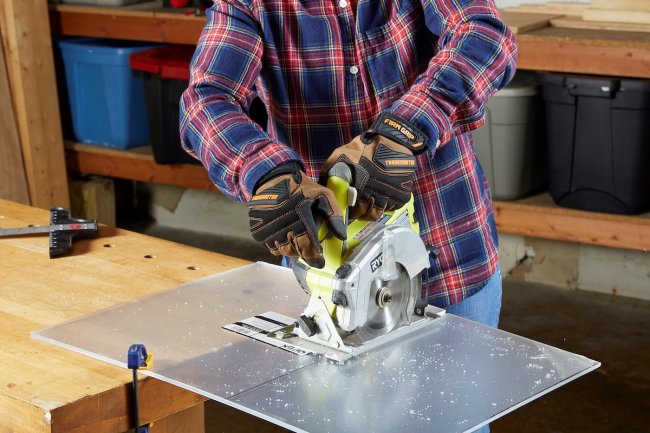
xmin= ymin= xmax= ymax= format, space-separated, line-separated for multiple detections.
xmin=354 ymin=265 xmax=419 ymax=342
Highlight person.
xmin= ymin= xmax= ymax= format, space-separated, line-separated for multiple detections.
xmin=181 ymin=2 xmax=516 ymax=426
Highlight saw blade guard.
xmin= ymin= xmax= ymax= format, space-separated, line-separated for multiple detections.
xmin=332 ymin=224 xmax=429 ymax=334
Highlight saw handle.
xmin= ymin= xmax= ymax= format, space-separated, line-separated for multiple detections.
xmin=317 ymin=162 xmax=355 ymax=269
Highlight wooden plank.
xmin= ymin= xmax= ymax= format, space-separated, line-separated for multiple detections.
xmin=494 ymin=200 xmax=650 ymax=252
xmin=0 ymin=393 xmax=51 ymax=433
xmin=65 ymin=142 xmax=216 ymax=192
xmin=0 ymin=199 xmax=247 ymax=432
xmin=552 ymin=15 xmax=650 ymax=34
xmin=49 ymin=4 xmax=205 ymax=44
xmin=591 ymin=0 xmax=650 ymax=12
xmin=504 ymin=3 xmax=586 ymax=17
xmin=49 ymin=380 xmax=205 ymax=433
xmin=584 ymin=8 xmax=650 ymax=25
xmin=0 ymin=34 xmax=30 ymax=205
xmin=516 ymin=28 xmax=650 ymax=79
xmin=154 ymin=404 xmax=205 ymax=433
xmin=0 ymin=0 xmax=69 ymax=209
xmin=500 ymin=11 xmax=561 ymax=34
xmin=69 ymin=177 xmax=116 ymax=226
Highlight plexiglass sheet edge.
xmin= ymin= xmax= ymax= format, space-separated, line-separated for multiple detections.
xmin=31 ymin=262 xmax=600 ymax=433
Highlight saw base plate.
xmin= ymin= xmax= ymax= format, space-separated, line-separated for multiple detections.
xmin=222 ymin=306 xmax=445 ymax=363
xmin=273 ymin=313 xmax=440 ymax=363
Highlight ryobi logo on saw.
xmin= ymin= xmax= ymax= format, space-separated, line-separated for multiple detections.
xmin=370 ymin=253 xmax=383 ymax=273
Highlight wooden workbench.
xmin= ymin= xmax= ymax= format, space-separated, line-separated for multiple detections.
xmin=0 ymin=199 xmax=248 ymax=433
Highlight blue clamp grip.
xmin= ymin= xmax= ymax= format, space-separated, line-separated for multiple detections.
xmin=128 ymin=344 xmax=152 ymax=370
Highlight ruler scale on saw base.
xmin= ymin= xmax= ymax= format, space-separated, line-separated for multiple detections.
xmin=33 ymin=263 xmax=599 ymax=433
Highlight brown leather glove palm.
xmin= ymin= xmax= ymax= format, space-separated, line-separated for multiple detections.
xmin=321 ymin=113 xmax=427 ymax=220
xmin=248 ymin=163 xmax=346 ymax=268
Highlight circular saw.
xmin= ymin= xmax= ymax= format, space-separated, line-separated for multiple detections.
xmin=289 ymin=163 xmax=434 ymax=357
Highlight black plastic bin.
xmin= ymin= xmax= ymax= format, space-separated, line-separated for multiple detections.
xmin=130 ymin=45 xmax=267 ymax=165
xmin=130 ymin=45 xmax=197 ymax=164
xmin=540 ymin=73 xmax=650 ymax=214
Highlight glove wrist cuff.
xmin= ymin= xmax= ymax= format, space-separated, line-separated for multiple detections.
xmin=255 ymin=161 xmax=302 ymax=192
xmin=364 ymin=112 xmax=428 ymax=154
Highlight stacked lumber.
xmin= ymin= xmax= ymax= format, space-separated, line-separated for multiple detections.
xmin=499 ymin=10 xmax=563 ymax=34
xmin=583 ymin=0 xmax=650 ymax=26
xmin=500 ymin=2 xmax=588 ymax=34
xmin=504 ymin=2 xmax=587 ymax=17
xmin=505 ymin=1 xmax=650 ymax=34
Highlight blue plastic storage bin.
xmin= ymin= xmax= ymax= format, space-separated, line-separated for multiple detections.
xmin=58 ymin=38 xmax=157 ymax=148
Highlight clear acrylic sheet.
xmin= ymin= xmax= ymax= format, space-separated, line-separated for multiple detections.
xmin=33 ymin=262 xmax=599 ymax=433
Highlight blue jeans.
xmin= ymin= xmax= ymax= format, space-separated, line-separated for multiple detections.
xmin=444 ymin=267 xmax=502 ymax=328
xmin=444 ymin=267 xmax=502 ymax=433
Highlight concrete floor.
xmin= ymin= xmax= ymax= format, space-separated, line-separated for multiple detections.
xmin=127 ymin=223 xmax=649 ymax=433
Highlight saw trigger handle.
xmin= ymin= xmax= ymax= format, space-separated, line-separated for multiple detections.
xmin=326 ymin=162 xmax=357 ymax=206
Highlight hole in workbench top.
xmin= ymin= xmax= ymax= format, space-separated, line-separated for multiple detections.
xmin=144 ymin=254 xmax=156 ymax=259
xmin=103 ymin=243 xmax=115 ymax=248
xmin=187 ymin=266 xmax=199 ymax=270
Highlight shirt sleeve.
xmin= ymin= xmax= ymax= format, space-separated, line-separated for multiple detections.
xmin=179 ymin=1 xmax=303 ymax=202
xmin=386 ymin=0 xmax=518 ymax=150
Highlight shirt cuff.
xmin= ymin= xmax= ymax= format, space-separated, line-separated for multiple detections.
xmin=386 ymin=84 xmax=448 ymax=151
xmin=240 ymin=142 xmax=304 ymax=201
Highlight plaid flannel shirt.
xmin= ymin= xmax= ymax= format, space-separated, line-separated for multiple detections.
xmin=180 ymin=0 xmax=517 ymax=306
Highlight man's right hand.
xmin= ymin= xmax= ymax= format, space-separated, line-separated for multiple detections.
xmin=247 ymin=163 xmax=346 ymax=269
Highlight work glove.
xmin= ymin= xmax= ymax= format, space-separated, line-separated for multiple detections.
xmin=321 ymin=113 xmax=427 ymax=220
xmin=248 ymin=162 xmax=347 ymax=269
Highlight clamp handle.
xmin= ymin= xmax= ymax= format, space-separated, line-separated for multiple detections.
xmin=127 ymin=344 xmax=154 ymax=433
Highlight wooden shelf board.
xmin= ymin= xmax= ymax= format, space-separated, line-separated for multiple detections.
xmin=65 ymin=141 xmax=216 ymax=191
xmin=494 ymin=195 xmax=650 ymax=252
xmin=49 ymin=2 xmax=205 ymax=44
xmin=516 ymin=26 xmax=650 ymax=78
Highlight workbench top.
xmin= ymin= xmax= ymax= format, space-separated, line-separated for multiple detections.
xmin=0 ymin=199 xmax=247 ymax=433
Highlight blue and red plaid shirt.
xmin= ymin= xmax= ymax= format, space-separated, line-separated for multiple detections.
xmin=180 ymin=0 xmax=517 ymax=307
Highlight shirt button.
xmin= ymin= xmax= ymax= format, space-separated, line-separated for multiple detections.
xmin=339 ymin=0 xmax=348 ymax=7
xmin=349 ymin=65 xmax=359 ymax=75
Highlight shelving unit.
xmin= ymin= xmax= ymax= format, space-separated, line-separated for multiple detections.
xmin=51 ymin=3 xmax=650 ymax=252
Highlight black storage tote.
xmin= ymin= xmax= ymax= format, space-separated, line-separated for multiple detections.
xmin=540 ymin=73 xmax=650 ymax=214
